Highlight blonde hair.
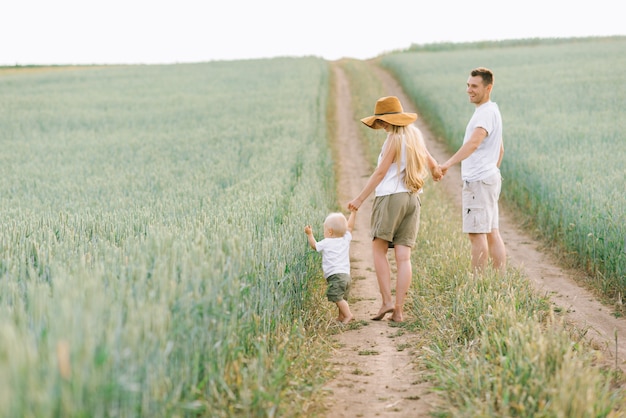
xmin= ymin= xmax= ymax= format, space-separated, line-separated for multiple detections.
xmin=388 ymin=124 xmax=429 ymax=193
xmin=324 ymin=213 xmax=348 ymax=236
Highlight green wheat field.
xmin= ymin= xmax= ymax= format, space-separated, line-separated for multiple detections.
xmin=1 ymin=37 xmax=624 ymax=417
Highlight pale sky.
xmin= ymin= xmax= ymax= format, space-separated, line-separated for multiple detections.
xmin=2 ymin=0 xmax=624 ymax=65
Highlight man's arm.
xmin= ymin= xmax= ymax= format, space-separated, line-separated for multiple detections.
xmin=497 ymin=141 xmax=504 ymax=168
xmin=440 ymin=127 xmax=488 ymax=174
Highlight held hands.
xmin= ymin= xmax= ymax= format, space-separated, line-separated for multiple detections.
xmin=432 ymin=160 xmax=451 ymax=180
xmin=430 ymin=165 xmax=443 ymax=182
xmin=347 ymin=198 xmax=362 ymax=212
xmin=439 ymin=163 xmax=449 ymax=177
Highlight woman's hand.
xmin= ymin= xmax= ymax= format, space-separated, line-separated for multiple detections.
xmin=431 ymin=165 xmax=443 ymax=181
xmin=347 ymin=198 xmax=362 ymax=212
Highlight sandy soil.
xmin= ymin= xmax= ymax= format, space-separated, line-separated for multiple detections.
xmin=321 ymin=62 xmax=626 ymax=417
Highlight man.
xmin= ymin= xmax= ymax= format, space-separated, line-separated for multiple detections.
xmin=440 ymin=67 xmax=506 ymax=274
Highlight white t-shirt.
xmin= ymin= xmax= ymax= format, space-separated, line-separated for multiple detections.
xmin=461 ymin=101 xmax=503 ymax=182
xmin=375 ymin=136 xmax=409 ymax=196
xmin=315 ymin=231 xmax=352 ymax=278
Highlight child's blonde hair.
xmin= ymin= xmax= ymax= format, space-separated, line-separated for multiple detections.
xmin=324 ymin=213 xmax=348 ymax=236
xmin=387 ymin=124 xmax=429 ymax=193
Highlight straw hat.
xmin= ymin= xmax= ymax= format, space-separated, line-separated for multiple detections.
xmin=361 ymin=96 xmax=418 ymax=129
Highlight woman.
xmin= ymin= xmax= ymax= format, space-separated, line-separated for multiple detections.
xmin=348 ymin=96 xmax=441 ymax=322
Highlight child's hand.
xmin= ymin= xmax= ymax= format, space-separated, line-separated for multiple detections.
xmin=304 ymin=225 xmax=313 ymax=235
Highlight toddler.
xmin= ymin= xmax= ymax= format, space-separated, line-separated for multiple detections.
xmin=304 ymin=210 xmax=356 ymax=324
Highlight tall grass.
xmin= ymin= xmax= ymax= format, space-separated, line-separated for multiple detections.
xmin=413 ymin=181 xmax=624 ymax=416
xmin=0 ymin=59 xmax=335 ymax=416
xmin=341 ymin=57 xmax=625 ymax=417
xmin=381 ymin=37 xmax=626 ymax=297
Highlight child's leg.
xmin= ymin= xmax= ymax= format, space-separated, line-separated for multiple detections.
xmin=336 ymin=300 xmax=353 ymax=323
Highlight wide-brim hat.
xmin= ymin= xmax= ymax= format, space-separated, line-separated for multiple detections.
xmin=361 ymin=96 xmax=418 ymax=129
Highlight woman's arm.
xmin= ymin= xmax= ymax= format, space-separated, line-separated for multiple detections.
xmin=348 ymin=140 xmax=394 ymax=211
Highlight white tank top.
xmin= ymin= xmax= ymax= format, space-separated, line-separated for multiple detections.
xmin=375 ymin=136 xmax=409 ymax=196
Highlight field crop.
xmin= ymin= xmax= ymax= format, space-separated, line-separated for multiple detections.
xmin=382 ymin=37 xmax=626 ymax=296
xmin=2 ymin=38 xmax=624 ymax=418
xmin=0 ymin=58 xmax=334 ymax=416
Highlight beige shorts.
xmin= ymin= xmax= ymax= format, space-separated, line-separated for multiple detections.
xmin=370 ymin=192 xmax=421 ymax=248
xmin=462 ymin=173 xmax=501 ymax=233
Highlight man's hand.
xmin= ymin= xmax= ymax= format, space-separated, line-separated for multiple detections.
xmin=439 ymin=163 xmax=450 ymax=177
xmin=431 ymin=165 xmax=443 ymax=181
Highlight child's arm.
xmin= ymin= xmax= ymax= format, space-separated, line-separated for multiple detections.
xmin=304 ymin=225 xmax=317 ymax=250
xmin=347 ymin=210 xmax=357 ymax=233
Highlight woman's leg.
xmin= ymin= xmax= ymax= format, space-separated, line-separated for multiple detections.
xmin=372 ymin=237 xmax=394 ymax=318
xmin=391 ymin=244 xmax=412 ymax=322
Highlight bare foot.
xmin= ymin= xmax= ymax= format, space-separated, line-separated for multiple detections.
xmin=340 ymin=315 xmax=354 ymax=324
xmin=371 ymin=306 xmax=394 ymax=321
xmin=390 ymin=309 xmax=403 ymax=323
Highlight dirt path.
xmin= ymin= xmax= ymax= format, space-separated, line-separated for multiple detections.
xmin=321 ymin=64 xmax=440 ymax=417
xmin=322 ymin=62 xmax=626 ymax=417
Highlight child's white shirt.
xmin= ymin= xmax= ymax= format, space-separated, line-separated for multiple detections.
xmin=315 ymin=231 xmax=352 ymax=278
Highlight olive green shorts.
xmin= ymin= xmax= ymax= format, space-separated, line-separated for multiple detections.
xmin=326 ymin=273 xmax=351 ymax=302
xmin=370 ymin=192 xmax=421 ymax=248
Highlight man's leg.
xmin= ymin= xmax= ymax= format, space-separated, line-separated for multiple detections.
xmin=487 ymin=229 xmax=506 ymax=273
xmin=468 ymin=233 xmax=488 ymax=273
